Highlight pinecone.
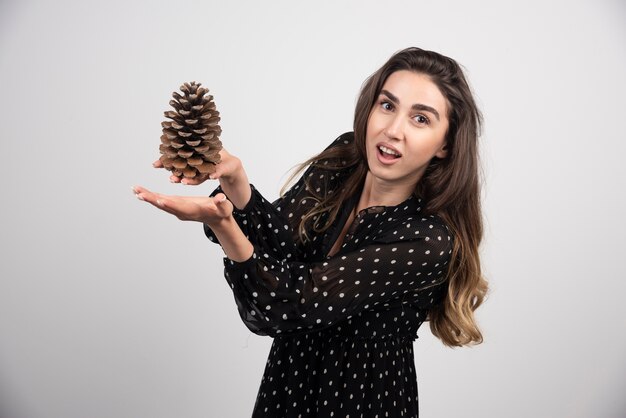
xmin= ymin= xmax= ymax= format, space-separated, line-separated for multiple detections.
xmin=159 ymin=81 xmax=222 ymax=179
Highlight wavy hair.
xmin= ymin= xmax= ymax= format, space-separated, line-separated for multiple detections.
xmin=281 ymin=47 xmax=487 ymax=347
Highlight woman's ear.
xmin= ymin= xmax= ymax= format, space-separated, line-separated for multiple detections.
xmin=435 ymin=143 xmax=448 ymax=159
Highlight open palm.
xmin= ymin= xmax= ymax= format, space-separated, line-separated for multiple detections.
xmin=132 ymin=185 xmax=233 ymax=226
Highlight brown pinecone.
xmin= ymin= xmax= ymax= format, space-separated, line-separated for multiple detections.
xmin=159 ymin=81 xmax=222 ymax=179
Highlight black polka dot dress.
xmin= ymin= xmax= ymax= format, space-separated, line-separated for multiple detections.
xmin=205 ymin=133 xmax=452 ymax=417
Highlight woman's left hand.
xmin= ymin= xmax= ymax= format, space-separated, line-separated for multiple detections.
xmin=132 ymin=185 xmax=233 ymax=226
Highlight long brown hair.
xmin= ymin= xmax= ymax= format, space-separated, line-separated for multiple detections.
xmin=281 ymin=47 xmax=487 ymax=347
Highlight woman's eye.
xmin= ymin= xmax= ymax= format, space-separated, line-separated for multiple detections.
xmin=414 ymin=114 xmax=430 ymax=124
xmin=381 ymin=101 xmax=393 ymax=111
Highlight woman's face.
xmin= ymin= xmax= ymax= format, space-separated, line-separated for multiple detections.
xmin=365 ymin=70 xmax=449 ymax=190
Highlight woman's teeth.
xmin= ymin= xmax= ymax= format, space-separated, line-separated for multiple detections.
xmin=379 ymin=146 xmax=400 ymax=157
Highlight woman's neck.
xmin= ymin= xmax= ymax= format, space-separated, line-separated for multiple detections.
xmin=356 ymin=171 xmax=415 ymax=212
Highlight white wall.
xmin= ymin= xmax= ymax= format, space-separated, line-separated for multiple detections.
xmin=1 ymin=1 xmax=624 ymax=417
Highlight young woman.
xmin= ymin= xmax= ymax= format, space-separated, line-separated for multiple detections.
xmin=134 ymin=47 xmax=488 ymax=417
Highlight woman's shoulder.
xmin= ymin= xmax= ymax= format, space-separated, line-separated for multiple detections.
xmin=305 ymin=131 xmax=356 ymax=179
xmin=324 ymin=131 xmax=354 ymax=151
xmin=277 ymin=132 xmax=355 ymax=208
xmin=312 ymin=131 xmax=354 ymax=154
xmin=385 ymin=212 xmax=454 ymax=264
xmin=415 ymin=213 xmax=452 ymax=241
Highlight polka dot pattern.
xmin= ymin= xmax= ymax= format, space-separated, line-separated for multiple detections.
xmin=204 ymin=132 xmax=452 ymax=417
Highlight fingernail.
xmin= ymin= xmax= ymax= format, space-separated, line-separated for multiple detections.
xmin=208 ymin=175 xmax=215 ymax=180
xmin=131 ymin=186 xmax=137 ymax=194
xmin=136 ymin=195 xmax=144 ymax=201
xmin=219 ymin=195 xmax=227 ymax=203
xmin=157 ymin=199 xmax=165 ymax=206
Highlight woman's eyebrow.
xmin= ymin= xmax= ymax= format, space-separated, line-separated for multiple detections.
xmin=380 ymin=89 xmax=441 ymax=121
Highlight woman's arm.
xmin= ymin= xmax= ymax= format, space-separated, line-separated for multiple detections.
xmin=204 ymin=132 xmax=356 ymax=257
xmin=209 ymin=215 xmax=254 ymax=262
xmin=222 ymin=216 xmax=453 ymax=337
xmin=212 ymin=148 xmax=251 ymax=210
xmin=203 ymin=156 xmax=345 ymax=262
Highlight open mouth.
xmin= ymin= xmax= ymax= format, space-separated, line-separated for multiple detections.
xmin=377 ymin=145 xmax=401 ymax=161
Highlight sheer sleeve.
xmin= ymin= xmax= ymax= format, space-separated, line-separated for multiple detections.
xmin=203 ymin=132 xmax=354 ymax=260
xmin=204 ymin=183 xmax=300 ymax=261
xmin=221 ymin=217 xmax=453 ymax=337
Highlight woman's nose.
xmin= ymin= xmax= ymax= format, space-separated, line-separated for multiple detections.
xmin=384 ymin=114 xmax=404 ymax=140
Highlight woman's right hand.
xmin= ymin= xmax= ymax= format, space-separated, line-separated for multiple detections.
xmin=153 ymin=148 xmax=244 ymax=186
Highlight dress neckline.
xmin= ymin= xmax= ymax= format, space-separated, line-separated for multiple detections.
xmin=323 ymin=191 xmax=421 ymax=259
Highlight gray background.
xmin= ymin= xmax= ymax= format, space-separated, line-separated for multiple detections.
xmin=1 ymin=0 xmax=625 ymax=417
